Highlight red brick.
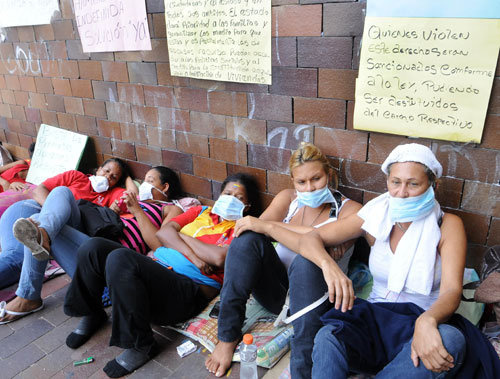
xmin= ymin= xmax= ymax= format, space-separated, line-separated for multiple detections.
xmin=480 ymin=115 xmax=500 ymax=149
xmin=367 ymin=134 xmax=421 ymax=164
xmin=40 ymin=110 xmax=58 ymax=126
xmin=5 ymin=130 xmax=20 ymax=145
xmin=59 ymin=60 xmax=79 ymax=79
xmin=226 ymin=164 xmax=266 ymax=193
xmin=40 ymin=60 xmax=60 ymax=77
xmin=294 ymin=97 xmax=345 ymax=128
xmin=176 ymin=132 xmax=209 ymax=157
xmin=29 ymin=93 xmax=47 ymax=110
xmin=319 ymin=69 xmax=357 ymax=100
xmin=190 ymin=79 xmax=225 ymax=91
xmin=33 ymin=77 xmax=53 ymax=95
xmin=462 ymin=181 xmax=499 ymax=217
xmin=101 ymin=62 xmax=129 ymax=83
xmin=91 ymin=52 xmax=115 ymax=61
xmin=488 ymin=218 xmax=500 ymax=246
xmin=193 ymin=156 xmax=227 ymax=182
xmin=267 ymin=121 xmax=314 ymax=149
xmin=323 ymin=2 xmax=366 ymax=37
xmin=340 ymin=160 xmax=386 ymax=194
xmin=180 ymin=173 xmax=212 ymax=198
xmin=83 ymin=99 xmax=107 ymax=118
xmin=248 ymin=144 xmax=291 ymax=173
xmin=445 ymin=208 xmax=489 ymax=245
xmin=64 ymin=97 xmax=84 ymax=115
xmin=60 ymin=0 xmax=75 ymax=18
xmin=97 ymin=120 xmax=122 ymax=139
xmin=30 ymin=41 xmax=49 ymax=59
xmin=146 ymin=126 xmax=175 ymax=149
xmin=70 ymin=79 xmax=93 ymax=98
xmin=162 ymin=149 xmax=193 ymax=174
xmin=52 ymin=78 xmax=72 ymax=96
xmin=111 ymin=139 xmax=136 ymax=161
xmin=226 ymin=117 xmax=266 ymax=144
xmin=298 ymin=37 xmax=352 ymax=69
xmin=20 ymin=121 xmax=36 ymax=136
xmin=127 ymin=62 xmax=157 ymax=85
xmin=131 ymin=105 xmax=159 ymax=126
xmin=1 ymin=89 xmax=16 ymax=104
xmin=136 ymin=144 xmax=163 ymax=166
xmin=272 ymin=5 xmax=322 ymax=37
xmin=250 ymin=93 xmax=292 ymax=122
xmin=5 ymin=75 xmax=20 ymax=90
xmin=47 ymin=41 xmax=67 ymax=60
xmin=34 ymin=24 xmax=55 ymax=41
xmin=57 ymin=112 xmax=77 ymax=131
xmin=210 ymin=138 xmax=247 ymax=166
xmin=92 ymin=81 xmax=118 ymax=102
xmin=158 ymin=108 xmax=190 ymax=131
xmin=272 ymin=37 xmax=297 ymax=67
xmin=117 ymin=83 xmax=145 ymax=105
xmin=7 ymin=118 xmax=21 ymax=133
xmin=0 ymin=103 xmax=12 ymax=118
xmin=488 ymin=77 xmax=499 ymax=114
xmin=78 ymin=61 xmax=103 ymax=81
xmin=46 ymin=94 xmax=65 ymax=112
xmin=106 ymin=102 xmax=132 ymax=123
xmin=144 ymin=86 xmax=174 ymax=108
xmin=76 ymin=115 xmax=97 ymax=135
xmin=172 ymin=87 xmax=208 ymax=112
xmin=346 ymin=100 xmax=355 ymax=130
xmin=267 ymin=171 xmax=293 ymax=195
xmin=14 ymin=91 xmax=29 ymax=107
xmin=125 ymin=160 xmax=151 ymax=181
xmin=190 ymin=112 xmax=226 ymax=138
xmin=434 ymin=177 xmax=463 ymax=209
xmin=315 ymin=127 xmax=368 ymax=161
xmin=120 ymin=123 xmax=147 ymax=144
xmin=141 ymin=39 xmax=169 ymax=62
xmin=90 ymin=135 xmax=112 ymax=155
xmin=115 ymin=51 xmax=143 ymax=62
xmin=208 ymin=91 xmax=247 ymax=117
xmin=157 ymin=63 xmax=189 ymax=87
xmin=52 ymin=19 xmax=76 ymax=40
xmin=17 ymin=26 xmax=35 ymax=42
xmin=0 ymin=75 xmax=6 ymax=90
xmin=269 ymin=68 xmax=317 ymax=97
xmin=26 ymin=108 xmax=41 ymax=124
xmin=435 ymin=143 xmax=500 ymax=184
xmin=10 ymin=105 xmax=26 ymax=121
xmin=152 ymin=14 xmax=166 ymax=38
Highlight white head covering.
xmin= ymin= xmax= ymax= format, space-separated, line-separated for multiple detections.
xmin=381 ymin=143 xmax=442 ymax=178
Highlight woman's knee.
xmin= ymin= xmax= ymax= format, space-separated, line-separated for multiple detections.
xmin=227 ymin=231 xmax=272 ymax=260
xmin=438 ymin=324 xmax=466 ymax=361
xmin=47 ymin=186 xmax=73 ymax=199
xmin=289 ymin=255 xmax=322 ymax=284
xmin=105 ymin=248 xmax=137 ymax=281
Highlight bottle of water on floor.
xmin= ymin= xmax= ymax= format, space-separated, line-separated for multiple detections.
xmin=240 ymin=333 xmax=258 ymax=379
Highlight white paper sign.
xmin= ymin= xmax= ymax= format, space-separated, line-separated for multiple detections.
xmin=0 ymin=0 xmax=60 ymax=27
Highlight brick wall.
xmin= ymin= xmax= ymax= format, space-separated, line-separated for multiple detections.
xmin=0 ymin=0 xmax=499 ymax=271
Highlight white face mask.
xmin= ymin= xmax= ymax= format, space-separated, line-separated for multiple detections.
xmin=89 ymin=175 xmax=109 ymax=193
xmin=138 ymin=182 xmax=166 ymax=201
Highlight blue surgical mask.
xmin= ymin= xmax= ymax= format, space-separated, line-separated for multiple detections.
xmin=212 ymin=195 xmax=246 ymax=220
xmin=296 ymin=185 xmax=335 ymax=209
xmin=389 ymin=185 xmax=436 ymax=223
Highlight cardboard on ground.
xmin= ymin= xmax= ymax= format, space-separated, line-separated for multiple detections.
xmin=354 ymin=17 xmax=500 ymax=143
xmin=26 ymin=124 xmax=88 ymax=185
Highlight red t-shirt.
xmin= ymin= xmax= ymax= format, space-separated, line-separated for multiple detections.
xmin=42 ymin=170 xmax=124 ymax=207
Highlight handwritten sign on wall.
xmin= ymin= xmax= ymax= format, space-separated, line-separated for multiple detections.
xmin=353 ymin=17 xmax=500 ymax=143
xmin=26 ymin=124 xmax=88 ymax=185
xmin=0 ymin=0 xmax=60 ymax=27
xmin=164 ymin=0 xmax=272 ymax=85
xmin=73 ymin=0 xmax=152 ymax=53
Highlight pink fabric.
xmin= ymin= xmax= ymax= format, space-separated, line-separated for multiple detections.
xmin=0 ymin=184 xmax=37 ymax=219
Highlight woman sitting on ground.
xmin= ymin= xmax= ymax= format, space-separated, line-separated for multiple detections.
xmin=0 ymin=166 xmax=187 ymax=323
xmin=0 ymin=142 xmax=35 ymax=193
xmin=206 ymin=142 xmax=362 ymax=378
xmin=62 ymin=173 xmax=260 ymax=378
xmin=295 ymin=143 xmax=499 ymax=377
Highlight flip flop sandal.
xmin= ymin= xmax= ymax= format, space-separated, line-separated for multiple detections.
xmin=13 ymin=218 xmax=51 ymax=261
xmin=0 ymin=300 xmax=44 ymax=325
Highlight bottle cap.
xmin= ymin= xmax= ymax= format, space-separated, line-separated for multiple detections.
xmin=243 ymin=334 xmax=253 ymax=345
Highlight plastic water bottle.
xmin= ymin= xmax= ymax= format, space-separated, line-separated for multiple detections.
xmin=240 ymin=333 xmax=258 ymax=379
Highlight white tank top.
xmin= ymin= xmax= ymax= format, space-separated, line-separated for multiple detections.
xmin=275 ymin=193 xmax=353 ymax=273
xmin=367 ymin=237 xmax=441 ymax=310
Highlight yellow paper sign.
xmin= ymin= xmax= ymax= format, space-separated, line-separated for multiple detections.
xmin=354 ymin=17 xmax=500 ymax=143
xmin=164 ymin=0 xmax=271 ymax=84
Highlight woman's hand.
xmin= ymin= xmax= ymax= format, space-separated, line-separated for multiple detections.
xmin=9 ymin=182 xmax=27 ymax=192
xmin=327 ymin=241 xmax=352 ymax=261
xmin=121 ymin=191 xmax=141 ymax=214
xmin=234 ymin=216 xmax=268 ymax=237
xmin=411 ymin=316 xmax=455 ymax=373
xmin=320 ymin=258 xmax=355 ymax=312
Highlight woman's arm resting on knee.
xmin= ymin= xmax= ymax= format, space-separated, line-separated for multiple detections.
xmin=411 ymin=213 xmax=467 ymax=373
xmin=32 ymin=184 xmax=50 ymax=205
xmin=178 ymin=233 xmax=228 ymax=268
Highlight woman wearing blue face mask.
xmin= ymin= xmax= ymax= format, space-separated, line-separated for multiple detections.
xmin=62 ymin=173 xmax=260 ymax=378
xmin=206 ymin=142 xmax=362 ymax=378
xmin=288 ymin=143 xmax=498 ymax=377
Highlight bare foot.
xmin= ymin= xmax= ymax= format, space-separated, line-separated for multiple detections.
xmin=0 ymin=296 xmax=43 ymax=323
xmin=205 ymin=340 xmax=239 ymax=377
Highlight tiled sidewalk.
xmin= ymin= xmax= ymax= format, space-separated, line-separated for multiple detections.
xmin=0 ymin=275 xmax=268 ymax=378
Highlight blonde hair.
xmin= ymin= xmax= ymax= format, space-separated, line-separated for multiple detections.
xmin=289 ymin=142 xmax=338 ymax=189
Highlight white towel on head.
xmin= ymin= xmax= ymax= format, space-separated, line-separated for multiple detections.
xmin=358 ymin=193 xmax=441 ymax=296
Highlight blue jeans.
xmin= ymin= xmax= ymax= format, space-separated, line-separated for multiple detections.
xmin=0 ymin=200 xmax=41 ymax=289
xmin=15 ymin=187 xmax=90 ymax=300
xmin=312 ymin=324 xmax=466 ymax=379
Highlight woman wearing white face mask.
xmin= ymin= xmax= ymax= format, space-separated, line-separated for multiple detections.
xmin=62 ymin=173 xmax=260 ymax=378
xmin=206 ymin=142 xmax=362 ymax=378
xmin=0 ymin=158 xmax=133 ymax=323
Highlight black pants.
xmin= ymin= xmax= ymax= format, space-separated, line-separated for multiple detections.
xmin=64 ymin=237 xmax=208 ymax=350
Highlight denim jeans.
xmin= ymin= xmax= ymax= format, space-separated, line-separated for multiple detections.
xmin=312 ymin=324 xmax=466 ymax=379
xmin=0 ymin=199 xmax=41 ymax=289
xmin=15 ymin=187 xmax=90 ymax=300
